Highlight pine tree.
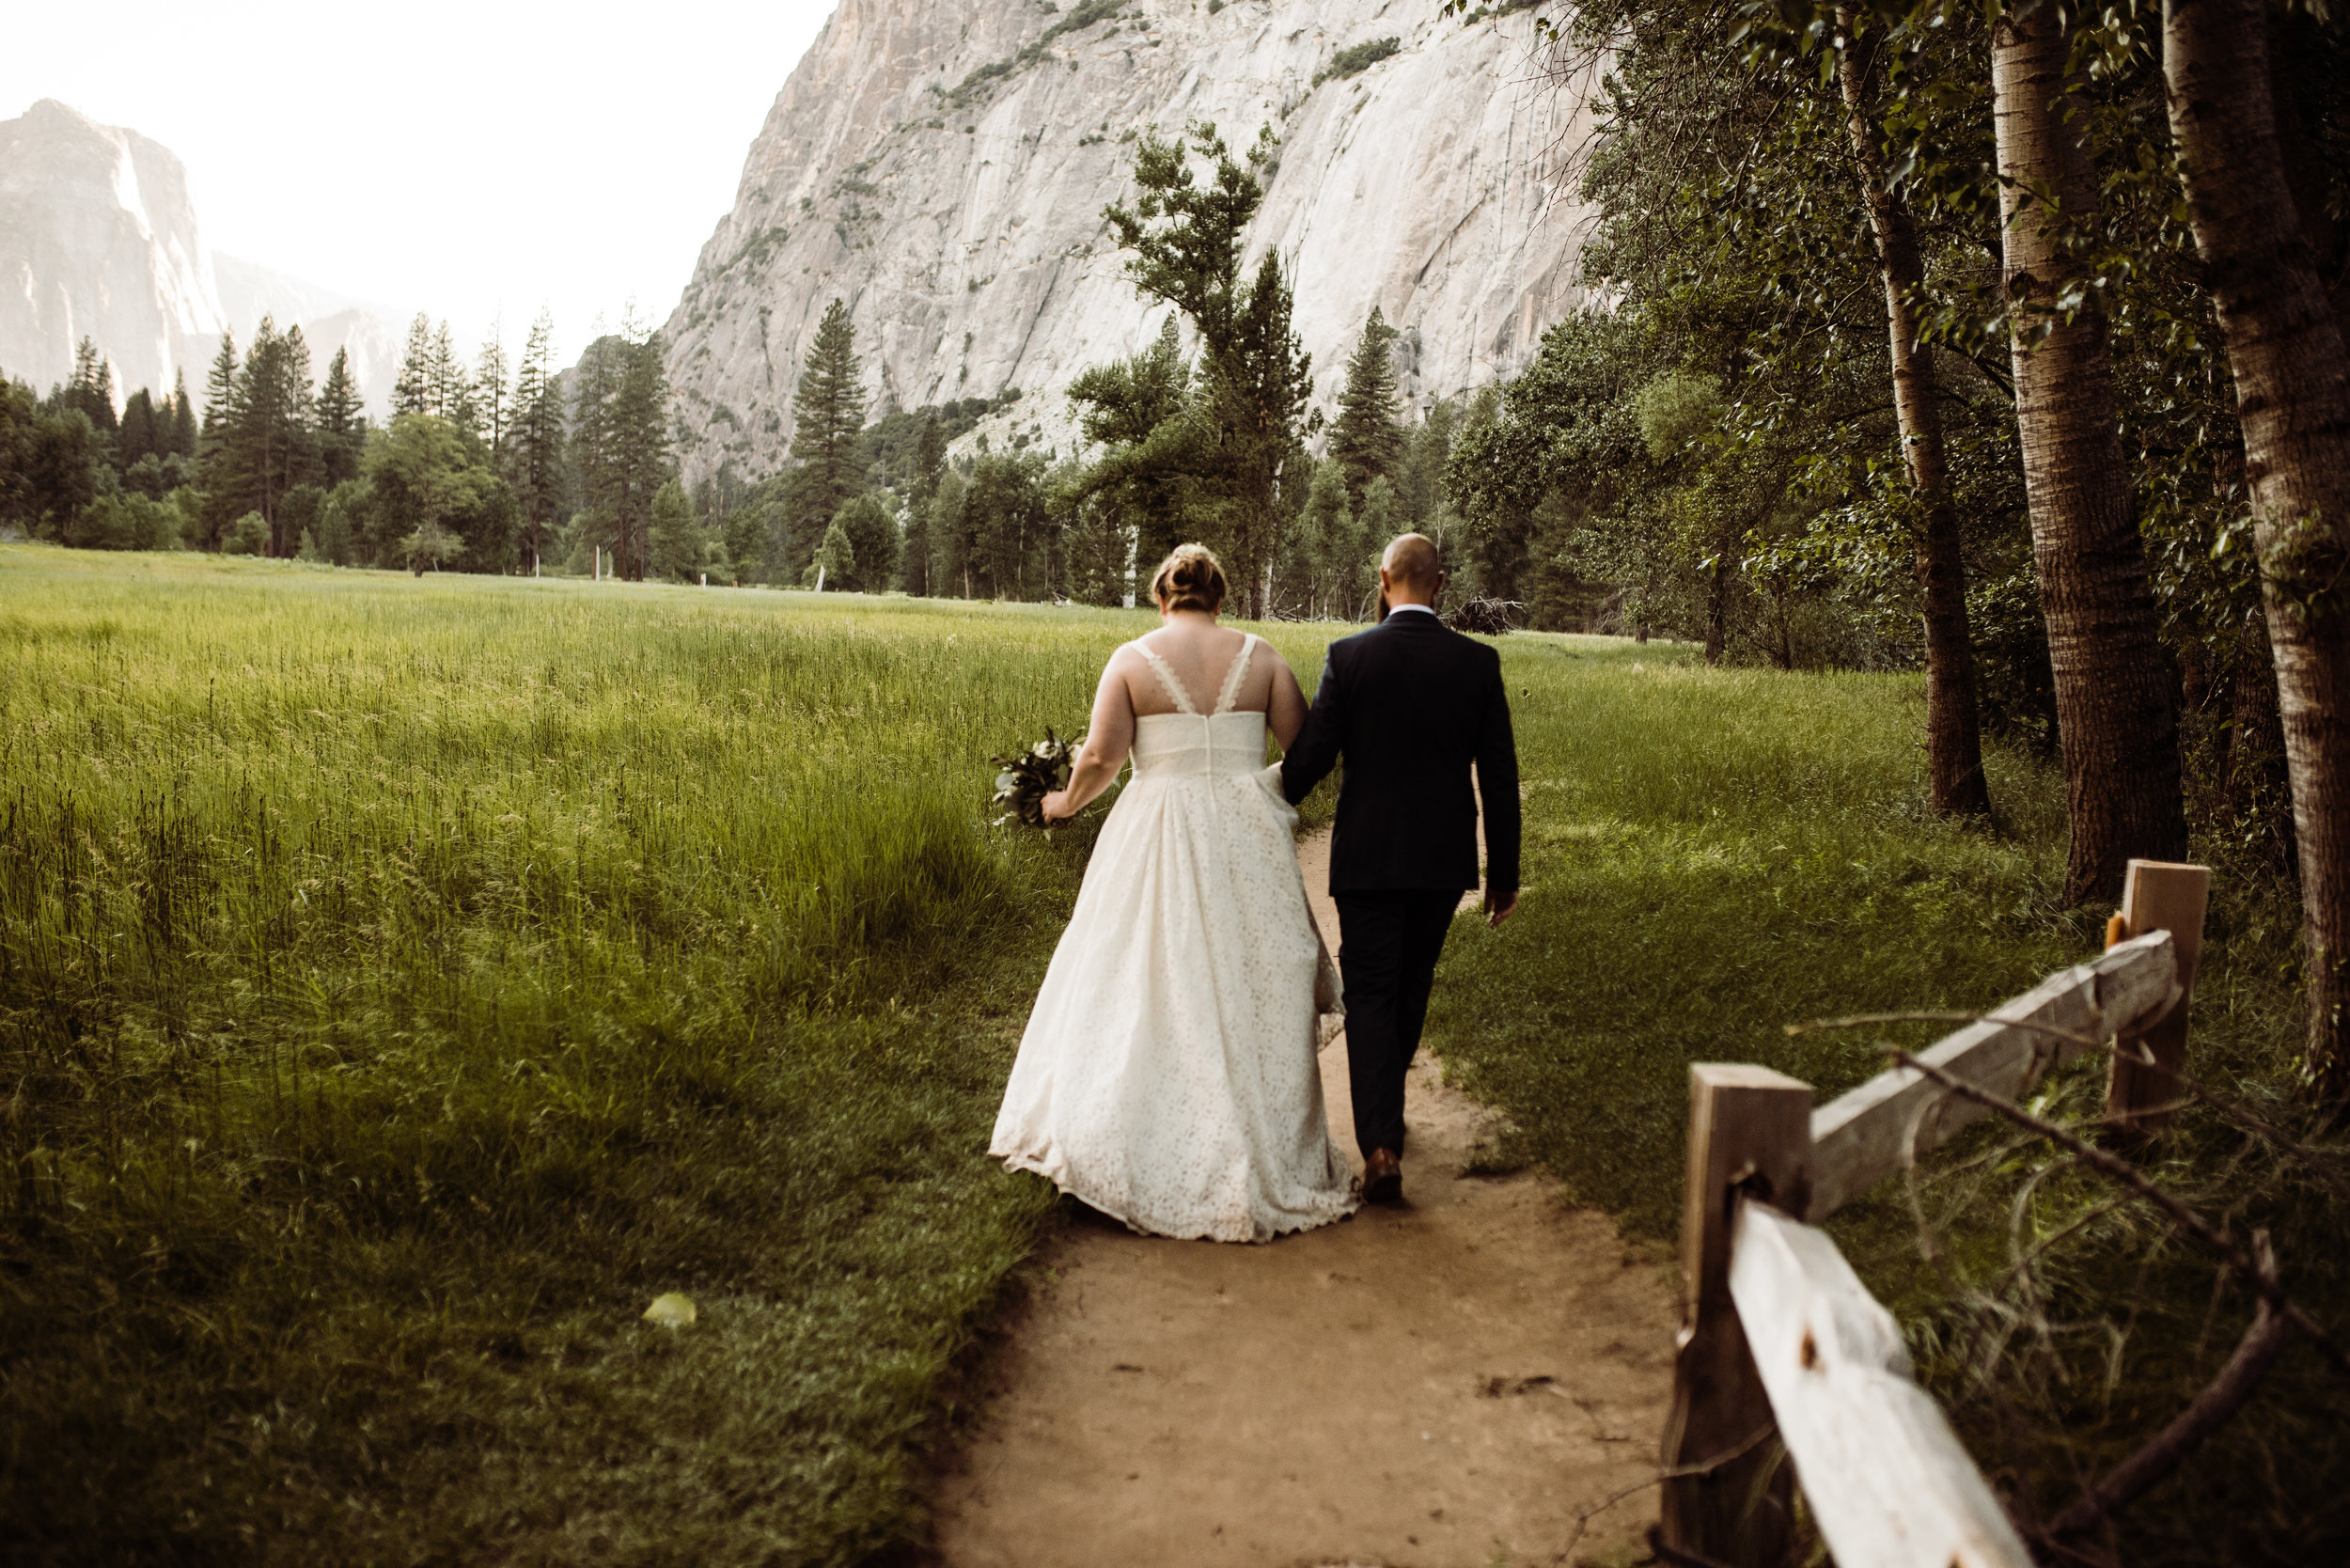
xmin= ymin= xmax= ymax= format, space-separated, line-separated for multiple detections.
xmin=649 ymin=478 xmax=700 ymax=581
xmin=473 ymin=330 xmax=509 ymax=454
xmin=920 ymin=468 xmax=960 ymax=598
xmin=430 ymin=321 xmax=474 ymax=432
xmin=167 ymin=369 xmax=197 ymax=457
xmin=1331 ymin=306 xmax=1404 ymax=505
xmin=316 ymin=347 xmax=366 ymax=485
xmin=569 ymin=335 xmax=622 ymax=573
xmin=64 ymin=337 xmax=118 ymax=432
xmin=784 ymin=300 xmax=868 ymax=579
xmin=902 ymin=412 xmax=946 ymax=593
xmin=814 ymin=514 xmax=854 ymax=589
xmin=196 ymin=332 xmax=243 ymax=546
xmin=834 ymin=493 xmax=900 ymax=591
xmin=218 ymin=317 xmax=318 ymax=553
xmin=609 ymin=336 xmax=670 ymax=580
xmin=1066 ymin=313 xmax=1194 ymax=588
xmin=508 ymin=311 xmax=565 ymax=572
xmin=1104 ymin=126 xmax=1313 ymax=611
xmin=572 ymin=330 xmax=670 ymax=580
xmin=392 ymin=314 xmax=433 ymax=416
xmin=117 ymin=388 xmax=159 ymax=469
xmin=1295 ymin=459 xmax=1363 ymax=619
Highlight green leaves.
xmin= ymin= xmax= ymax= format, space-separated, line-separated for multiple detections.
xmin=989 ymin=728 xmax=1082 ymax=828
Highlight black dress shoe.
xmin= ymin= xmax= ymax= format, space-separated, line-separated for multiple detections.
xmin=1362 ymin=1148 xmax=1402 ymax=1204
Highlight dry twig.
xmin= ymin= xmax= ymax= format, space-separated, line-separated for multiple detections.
xmin=1881 ymin=1047 xmax=2349 ymax=1381
xmin=1792 ymin=1010 xmax=2350 ymax=1208
xmin=2041 ymin=1232 xmax=2296 ymax=1541
xmin=1542 ymin=1423 xmax=1778 ymax=1567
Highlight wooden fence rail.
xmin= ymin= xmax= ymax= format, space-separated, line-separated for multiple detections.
xmin=1658 ymin=859 xmax=2210 ymax=1568
xmin=1809 ymin=929 xmax=2177 ymax=1219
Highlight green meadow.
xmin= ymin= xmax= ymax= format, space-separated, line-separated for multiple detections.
xmin=1 ymin=548 xmax=2338 ymax=1564
xmin=0 ymin=549 xmax=1144 ymax=1563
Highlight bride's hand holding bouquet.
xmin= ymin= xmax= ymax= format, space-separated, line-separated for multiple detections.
xmin=991 ymin=729 xmax=1081 ymax=829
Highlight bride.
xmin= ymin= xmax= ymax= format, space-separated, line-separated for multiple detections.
xmin=990 ymin=543 xmax=1358 ymax=1242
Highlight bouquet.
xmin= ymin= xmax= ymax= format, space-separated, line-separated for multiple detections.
xmin=991 ymin=728 xmax=1081 ymax=828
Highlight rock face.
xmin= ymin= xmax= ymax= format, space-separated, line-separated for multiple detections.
xmin=0 ymin=99 xmax=224 ymax=401
xmin=663 ymin=0 xmax=1594 ymax=480
xmin=0 ymin=99 xmax=402 ymax=410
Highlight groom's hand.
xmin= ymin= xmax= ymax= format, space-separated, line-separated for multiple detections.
xmin=1485 ymin=889 xmax=1518 ymax=928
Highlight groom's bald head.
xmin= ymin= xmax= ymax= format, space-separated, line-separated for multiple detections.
xmin=1380 ymin=534 xmax=1444 ymax=604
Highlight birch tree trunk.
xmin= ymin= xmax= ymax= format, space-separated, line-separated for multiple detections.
xmin=1837 ymin=12 xmax=1993 ymax=819
xmin=1992 ymin=4 xmax=2189 ymax=902
xmin=2166 ymin=0 xmax=2350 ymax=1101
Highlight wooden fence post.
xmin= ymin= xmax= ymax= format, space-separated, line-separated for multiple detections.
xmin=1660 ymin=1064 xmax=1813 ymax=1567
xmin=2105 ymin=859 xmax=2211 ymax=1131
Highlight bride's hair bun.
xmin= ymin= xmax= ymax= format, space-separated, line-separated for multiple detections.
xmin=1151 ymin=543 xmax=1228 ymax=613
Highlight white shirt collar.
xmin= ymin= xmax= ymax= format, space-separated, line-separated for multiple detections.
xmin=1386 ymin=603 xmax=1437 ymax=617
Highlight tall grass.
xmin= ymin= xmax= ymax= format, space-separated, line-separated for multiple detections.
xmin=0 ymin=548 xmax=1182 ymax=1564
xmin=1431 ymin=633 xmax=2345 ymax=1563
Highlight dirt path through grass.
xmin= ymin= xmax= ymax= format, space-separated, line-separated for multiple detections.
xmin=930 ymin=830 xmax=1676 ymax=1568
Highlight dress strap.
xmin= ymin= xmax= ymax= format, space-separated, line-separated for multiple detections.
xmin=1212 ymin=634 xmax=1259 ymax=714
xmin=1131 ymin=641 xmax=1200 ymax=715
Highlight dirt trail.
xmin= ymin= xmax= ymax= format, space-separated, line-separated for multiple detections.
xmin=930 ymin=832 xmax=1677 ymax=1568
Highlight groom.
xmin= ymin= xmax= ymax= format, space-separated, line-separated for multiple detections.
xmin=1281 ymin=533 xmax=1520 ymax=1204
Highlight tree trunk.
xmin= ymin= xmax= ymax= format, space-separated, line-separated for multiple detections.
xmin=1837 ymin=11 xmax=1994 ymax=819
xmin=1703 ymin=554 xmax=1731 ymax=666
xmin=1992 ymin=5 xmax=2190 ymax=902
xmin=2166 ymin=0 xmax=2350 ymax=1101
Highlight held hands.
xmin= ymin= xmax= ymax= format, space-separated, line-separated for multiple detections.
xmin=1484 ymin=888 xmax=1519 ymax=929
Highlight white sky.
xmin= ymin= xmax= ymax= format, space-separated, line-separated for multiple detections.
xmin=4 ymin=0 xmax=838 ymax=366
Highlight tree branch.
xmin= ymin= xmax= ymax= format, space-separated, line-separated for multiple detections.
xmin=2043 ymin=1232 xmax=2295 ymax=1540
xmin=1883 ymin=1046 xmax=2350 ymax=1380
xmin=1794 ymin=1010 xmax=2350 ymax=1210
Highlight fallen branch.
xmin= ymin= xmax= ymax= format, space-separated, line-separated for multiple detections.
xmin=1543 ymin=1423 xmax=1778 ymax=1567
xmin=1883 ymin=1046 xmax=2349 ymax=1380
xmin=2043 ymin=1232 xmax=2295 ymax=1541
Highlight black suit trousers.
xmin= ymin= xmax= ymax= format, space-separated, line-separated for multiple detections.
xmin=1334 ymin=888 xmax=1461 ymax=1159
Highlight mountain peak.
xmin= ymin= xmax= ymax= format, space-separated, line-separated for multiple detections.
xmin=1 ymin=102 xmax=401 ymax=413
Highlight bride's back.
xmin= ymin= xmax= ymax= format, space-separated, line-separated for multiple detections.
xmin=1123 ymin=621 xmax=1275 ymax=717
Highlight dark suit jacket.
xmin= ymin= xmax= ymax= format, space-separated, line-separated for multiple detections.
xmin=1280 ymin=609 xmax=1520 ymax=896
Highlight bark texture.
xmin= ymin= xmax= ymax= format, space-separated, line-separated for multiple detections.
xmin=2224 ymin=610 xmax=2298 ymax=882
xmin=1836 ymin=14 xmax=1993 ymax=819
xmin=1992 ymin=6 xmax=2190 ymax=903
xmin=2166 ymin=0 xmax=2350 ymax=1101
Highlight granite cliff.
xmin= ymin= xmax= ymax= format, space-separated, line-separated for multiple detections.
xmin=0 ymin=99 xmax=401 ymax=411
xmin=663 ymin=0 xmax=1592 ymax=478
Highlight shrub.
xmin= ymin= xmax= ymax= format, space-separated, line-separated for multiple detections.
xmin=222 ymin=510 xmax=269 ymax=556
xmin=1315 ymin=36 xmax=1401 ymax=85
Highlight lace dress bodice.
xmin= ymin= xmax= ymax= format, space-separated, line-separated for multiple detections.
xmin=1127 ymin=635 xmax=1278 ymax=781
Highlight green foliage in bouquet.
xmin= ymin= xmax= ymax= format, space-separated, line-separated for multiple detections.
xmin=991 ymin=728 xmax=1080 ymax=827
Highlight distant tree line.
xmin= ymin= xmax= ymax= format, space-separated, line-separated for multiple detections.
xmin=0 ymin=308 xmax=693 ymax=581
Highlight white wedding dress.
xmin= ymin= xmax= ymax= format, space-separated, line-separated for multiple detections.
xmin=990 ymin=635 xmax=1359 ymax=1243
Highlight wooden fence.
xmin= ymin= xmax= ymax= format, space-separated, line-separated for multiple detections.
xmin=1657 ymin=859 xmax=2211 ymax=1568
